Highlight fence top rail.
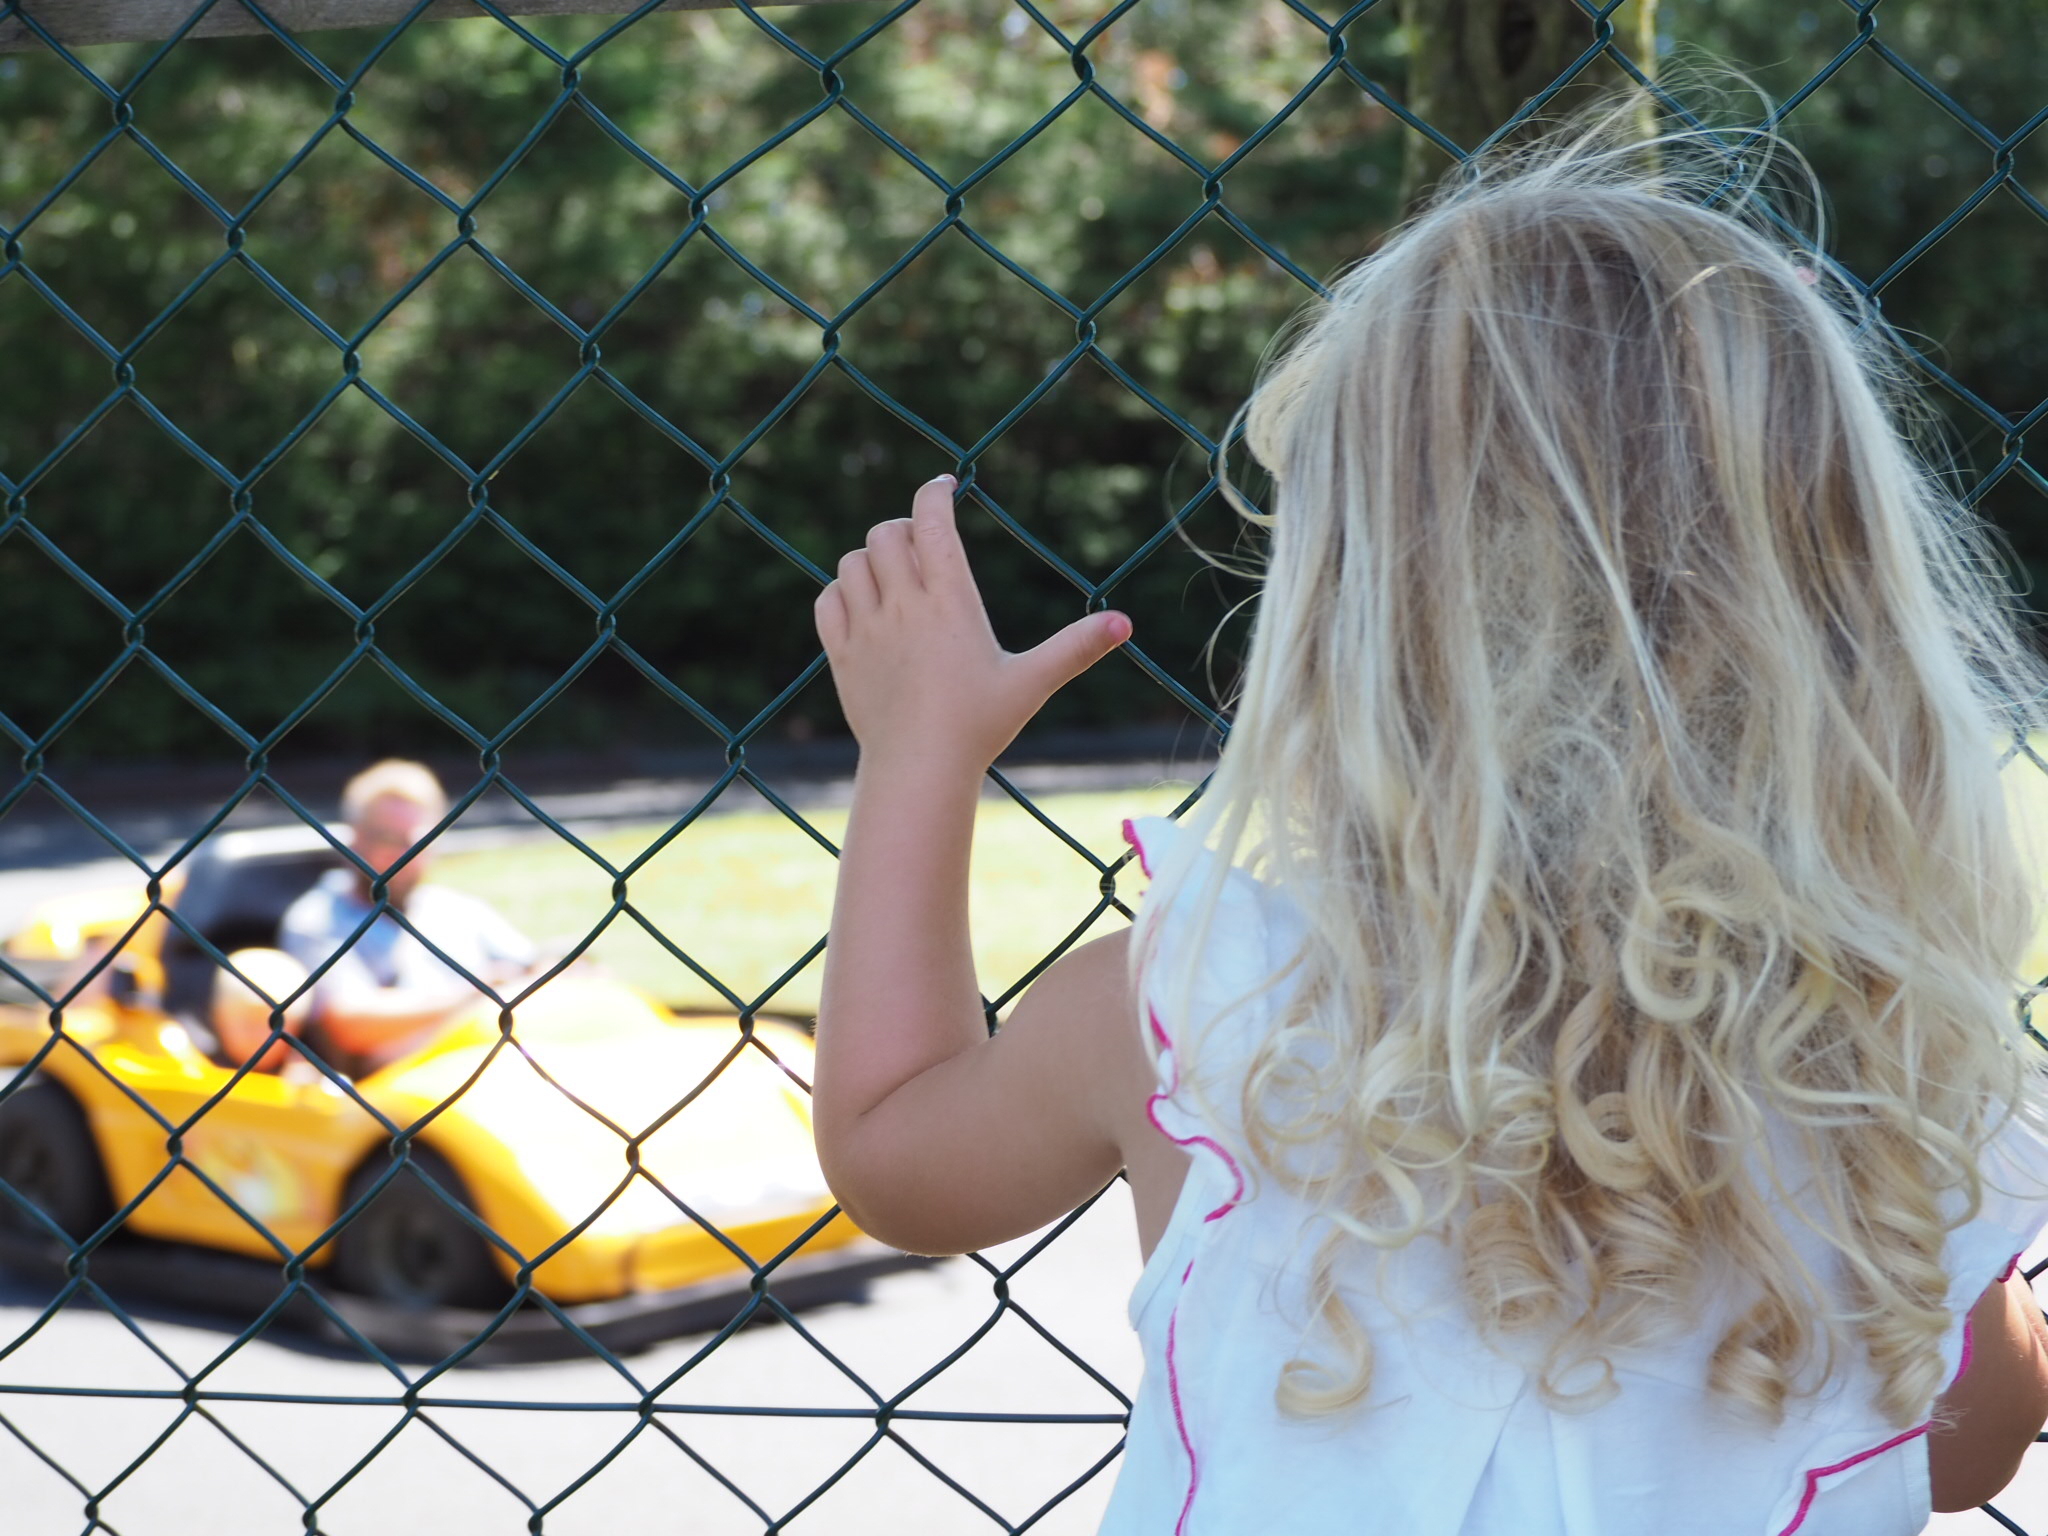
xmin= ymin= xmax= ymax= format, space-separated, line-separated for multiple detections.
xmin=0 ymin=0 xmax=854 ymax=53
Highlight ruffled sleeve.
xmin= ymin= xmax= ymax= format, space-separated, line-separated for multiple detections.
xmin=1121 ymin=816 xmax=1288 ymax=1050
xmin=1120 ymin=815 xmax=1301 ymax=1201
xmin=1945 ymin=1109 xmax=2048 ymax=1315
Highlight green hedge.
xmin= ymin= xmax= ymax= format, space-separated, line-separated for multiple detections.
xmin=2 ymin=0 xmax=2042 ymax=764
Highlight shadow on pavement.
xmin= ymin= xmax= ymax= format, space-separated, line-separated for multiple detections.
xmin=0 ymin=1231 xmax=936 ymax=1367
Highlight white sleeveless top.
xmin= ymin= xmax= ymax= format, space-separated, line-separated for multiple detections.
xmin=1099 ymin=816 xmax=2048 ymax=1536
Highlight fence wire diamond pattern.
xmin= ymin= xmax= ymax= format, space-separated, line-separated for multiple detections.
xmin=0 ymin=0 xmax=2044 ymax=1531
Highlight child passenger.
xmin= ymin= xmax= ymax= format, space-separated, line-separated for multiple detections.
xmin=808 ymin=115 xmax=2048 ymax=1534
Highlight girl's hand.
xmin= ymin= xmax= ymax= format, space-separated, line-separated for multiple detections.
xmin=814 ymin=475 xmax=1131 ymax=773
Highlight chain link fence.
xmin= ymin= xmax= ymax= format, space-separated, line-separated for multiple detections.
xmin=0 ymin=0 xmax=2043 ymax=1530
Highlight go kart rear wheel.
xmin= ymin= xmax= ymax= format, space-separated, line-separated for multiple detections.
xmin=0 ymin=1077 xmax=113 ymax=1244
xmin=334 ymin=1147 xmax=511 ymax=1311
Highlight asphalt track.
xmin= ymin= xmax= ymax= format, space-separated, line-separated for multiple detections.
xmin=1 ymin=1157 xmax=2046 ymax=1532
xmin=0 ymin=1188 xmax=1145 ymax=1535
xmin=4 ymin=1214 xmax=2042 ymax=1533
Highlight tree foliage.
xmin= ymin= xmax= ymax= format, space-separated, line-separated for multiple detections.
xmin=0 ymin=0 xmax=2040 ymax=764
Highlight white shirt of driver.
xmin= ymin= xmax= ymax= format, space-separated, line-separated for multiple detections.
xmin=279 ymin=868 xmax=534 ymax=1016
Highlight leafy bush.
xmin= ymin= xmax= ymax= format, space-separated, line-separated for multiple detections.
xmin=1 ymin=0 xmax=2040 ymax=765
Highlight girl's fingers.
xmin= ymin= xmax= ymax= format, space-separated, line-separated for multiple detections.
xmin=909 ymin=475 xmax=968 ymax=588
xmin=837 ymin=548 xmax=879 ymax=612
xmin=1017 ymin=610 xmax=1132 ymax=701
xmin=814 ymin=582 xmax=848 ymax=647
xmin=865 ymin=517 xmax=920 ymax=593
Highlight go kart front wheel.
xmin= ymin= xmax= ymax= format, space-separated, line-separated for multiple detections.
xmin=0 ymin=1076 xmax=113 ymax=1245
xmin=333 ymin=1147 xmax=512 ymax=1311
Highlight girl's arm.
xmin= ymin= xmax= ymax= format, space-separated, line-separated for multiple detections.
xmin=810 ymin=475 xmax=1141 ymax=1255
xmin=1928 ymin=1268 xmax=2048 ymax=1511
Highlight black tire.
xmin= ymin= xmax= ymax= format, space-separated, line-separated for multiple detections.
xmin=0 ymin=1077 xmax=113 ymax=1245
xmin=333 ymin=1146 xmax=511 ymax=1311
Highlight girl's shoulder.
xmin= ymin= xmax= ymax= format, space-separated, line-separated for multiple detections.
xmin=1121 ymin=814 xmax=1311 ymax=1116
xmin=1120 ymin=815 xmax=1294 ymax=920
xmin=1121 ymin=815 xmax=1304 ymax=992
xmin=1955 ymin=1106 xmax=2048 ymax=1288
xmin=1119 ymin=814 xmax=1203 ymax=888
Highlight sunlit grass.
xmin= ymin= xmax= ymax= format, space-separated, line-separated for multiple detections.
xmin=434 ymin=784 xmax=1198 ymax=1019
xmin=434 ymin=747 xmax=2048 ymax=1026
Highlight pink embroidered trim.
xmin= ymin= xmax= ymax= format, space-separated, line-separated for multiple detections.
xmin=1774 ymin=1424 xmax=1929 ymax=1536
xmin=1943 ymin=1250 xmax=2025 ymax=1394
xmin=1166 ymin=1260 xmax=1199 ymax=1536
xmin=1772 ymin=1253 xmax=2019 ymax=1532
xmin=1120 ymin=817 xmax=1153 ymax=877
xmin=1128 ymin=812 xmax=1246 ymax=1531
xmin=1145 ymin=1008 xmax=1246 ymax=1221
xmin=1125 ymin=816 xmax=1249 ymax=1221
xmin=1149 ymin=1068 xmax=1234 ymax=1533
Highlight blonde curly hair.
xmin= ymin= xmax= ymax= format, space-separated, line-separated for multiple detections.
xmin=1135 ymin=110 xmax=2048 ymax=1431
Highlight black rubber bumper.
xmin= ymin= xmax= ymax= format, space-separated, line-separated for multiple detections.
xmin=0 ymin=1230 xmax=939 ymax=1362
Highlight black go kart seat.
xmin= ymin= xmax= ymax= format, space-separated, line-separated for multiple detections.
xmin=160 ymin=825 xmax=344 ymax=1051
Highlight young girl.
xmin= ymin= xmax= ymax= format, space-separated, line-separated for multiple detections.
xmin=809 ymin=120 xmax=2048 ymax=1534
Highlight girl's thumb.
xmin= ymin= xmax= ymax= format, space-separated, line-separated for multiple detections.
xmin=1020 ymin=610 xmax=1132 ymax=696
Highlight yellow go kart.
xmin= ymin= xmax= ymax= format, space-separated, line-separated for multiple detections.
xmin=0 ymin=826 xmax=912 ymax=1359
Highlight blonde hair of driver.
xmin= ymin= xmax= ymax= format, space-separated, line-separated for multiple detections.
xmin=1134 ymin=115 xmax=2048 ymax=1435
xmin=340 ymin=759 xmax=448 ymax=825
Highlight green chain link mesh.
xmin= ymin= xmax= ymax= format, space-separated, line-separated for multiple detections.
xmin=0 ymin=0 xmax=2043 ymax=1530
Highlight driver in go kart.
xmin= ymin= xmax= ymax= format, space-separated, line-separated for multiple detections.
xmin=279 ymin=760 xmax=534 ymax=1076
